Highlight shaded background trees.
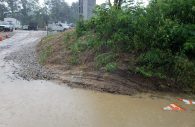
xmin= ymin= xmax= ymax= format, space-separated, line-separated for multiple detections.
xmin=0 ymin=0 xmax=8 ymax=20
xmin=0 ymin=0 xmax=79 ymax=27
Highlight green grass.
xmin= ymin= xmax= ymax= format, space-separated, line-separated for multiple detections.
xmin=39 ymin=45 xmax=53 ymax=64
xmin=105 ymin=62 xmax=118 ymax=72
xmin=95 ymin=52 xmax=116 ymax=68
xmin=69 ymin=55 xmax=79 ymax=65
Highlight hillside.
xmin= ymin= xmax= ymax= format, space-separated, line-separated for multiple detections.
xmin=36 ymin=31 xmax=187 ymax=95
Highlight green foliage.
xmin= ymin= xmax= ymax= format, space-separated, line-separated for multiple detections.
xmin=70 ymin=41 xmax=88 ymax=55
xmin=136 ymin=67 xmax=153 ymax=78
xmin=39 ymin=45 xmax=53 ymax=64
xmin=158 ymin=0 xmax=195 ymax=24
xmin=92 ymin=7 xmax=135 ymax=52
xmin=64 ymin=33 xmax=71 ymax=42
xmin=184 ymin=37 xmax=195 ymax=57
xmin=106 ymin=62 xmax=118 ymax=72
xmin=69 ymin=31 xmax=97 ymax=55
xmin=138 ymin=49 xmax=167 ymax=66
xmin=69 ymin=55 xmax=79 ymax=65
xmin=76 ymin=20 xmax=88 ymax=37
xmin=172 ymin=55 xmax=195 ymax=88
xmin=75 ymin=0 xmax=195 ymax=92
xmin=95 ymin=53 xmax=116 ymax=68
xmin=136 ymin=66 xmax=167 ymax=79
xmin=63 ymin=31 xmax=77 ymax=48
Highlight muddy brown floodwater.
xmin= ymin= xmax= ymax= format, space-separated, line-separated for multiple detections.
xmin=0 ymin=31 xmax=195 ymax=127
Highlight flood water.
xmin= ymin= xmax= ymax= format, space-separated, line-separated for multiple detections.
xmin=1 ymin=80 xmax=195 ymax=127
xmin=0 ymin=31 xmax=195 ymax=127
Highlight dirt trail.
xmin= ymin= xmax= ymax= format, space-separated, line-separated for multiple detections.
xmin=0 ymin=31 xmax=195 ymax=127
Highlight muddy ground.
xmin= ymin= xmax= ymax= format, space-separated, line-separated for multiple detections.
xmin=35 ymin=31 xmax=184 ymax=96
xmin=6 ymin=40 xmax=143 ymax=95
xmin=5 ymin=30 xmax=190 ymax=96
xmin=4 ymin=31 xmax=54 ymax=81
xmin=4 ymin=31 xmax=152 ymax=95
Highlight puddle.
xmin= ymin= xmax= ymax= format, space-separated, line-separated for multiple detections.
xmin=0 ymin=80 xmax=195 ymax=127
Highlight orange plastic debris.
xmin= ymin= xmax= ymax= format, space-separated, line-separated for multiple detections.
xmin=163 ymin=103 xmax=185 ymax=111
xmin=178 ymin=98 xmax=195 ymax=105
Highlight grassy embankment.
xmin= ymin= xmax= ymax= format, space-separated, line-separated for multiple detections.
xmin=37 ymin=28 xmax=194 ymax=94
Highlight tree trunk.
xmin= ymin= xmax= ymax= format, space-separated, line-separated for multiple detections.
xmin=113 ymin=0 xmax=123 ymax=9
xmin=108 ymin=0 xmax=112 ymax=7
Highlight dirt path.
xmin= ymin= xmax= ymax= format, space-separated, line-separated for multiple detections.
xmin=0 ymin=31 xmax=195 ymax=127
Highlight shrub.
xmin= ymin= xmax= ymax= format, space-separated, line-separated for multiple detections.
xmin=95 ymin=52 xmax=116 ymax=68
xmin=106 ymin=62 xmax=118 ymax=72
xmin=39 ymin=45 xmax=53 ymax=64
xmin=172 ymin=55 xmax=195 ymax=88
xmin=70 ymin=41 xmax=88 ymax=55
xmin=76 ymin=20 xmax=87 ymax=37
xmin=74 ymin=0 xmax=195 ymax=92
xmin=69 ymin=55 xmax=79 ymax=65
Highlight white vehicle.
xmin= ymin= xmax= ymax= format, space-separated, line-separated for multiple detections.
xmin=68 ymin=23 xmax=75 ymax=28
xmin=4 ymin=18 xmax=21 ymax=30
xmin=61 ymin=23 xmax=70 ymax=30
xmin=0 ymin=22 xmax=14 ymax=32
xmin=48 ymin=23 xmax=64 ymax=32
xmin=48 ymin=22 xmax=70 ymax=32
xmin=22 ymin=25 xmax=29 ymax=30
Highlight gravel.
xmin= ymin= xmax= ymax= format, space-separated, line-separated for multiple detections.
xmin=4 ymin=40 xmax=54 ymax=81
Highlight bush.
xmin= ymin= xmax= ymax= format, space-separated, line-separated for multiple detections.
xmin=70 ymin=41 xmax=88 ymax=55
xmin=75 ymin=0 xmax=195 ymax=92
xmin=76 ymin=20 xmax=87 ymax=37
xmin=39 ymin=45 xmax=53 ymax=64
xmin=69 ymin=55 xmax=79 ymax=65
xmin=95 ymin=52 xmax=116 ymax=68
xmin=106 ymin=62 xmax=118 ymax=72
xmin=172 ymin=55 xmax=195 ymax=88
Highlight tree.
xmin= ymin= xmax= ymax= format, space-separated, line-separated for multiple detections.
xmin=5 ymin=0 xmax=20 ymax=17
xmin=114 ymin=0 xmax=124 ymax=8
xmin=1 ymin=0 xmax=80 ymax=27
xmin=157 ymin=0 xmax=195 ymax=24
xmin=108 ymin=0 xmax=112 ymax=7
xmin=19 ymin=0 xmax=40 ymax=24
xmin=47 ymin=0 xmax=66 ymax=22
xmin=0 ymin=0 xmax=8 ymax=20
xmin=69 ymin=2 xmax=79 ymax=23
xmin=46 ymin=0 xmax=77 ymax=23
